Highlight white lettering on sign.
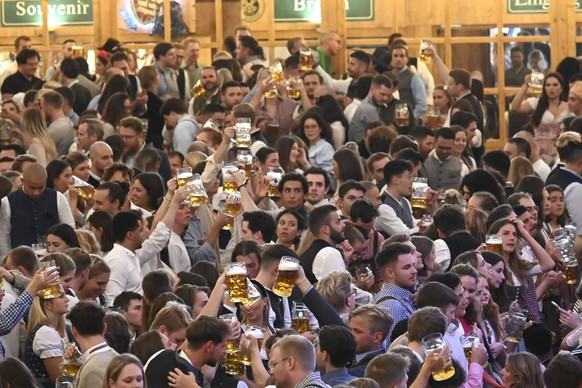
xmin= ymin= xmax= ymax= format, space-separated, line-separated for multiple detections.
xmin=15 ymin=0 xmax=90 ymax=17
xmin=293 ymin=0 xmax=318 ymax=12
xmin=513 ymin=0 xmax=550 ymax=9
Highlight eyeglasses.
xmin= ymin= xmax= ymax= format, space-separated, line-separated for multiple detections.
xmin=268 ymin=357 xmax=289 ymax=370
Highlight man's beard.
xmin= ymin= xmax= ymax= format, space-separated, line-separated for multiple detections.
xmin=330 ymin=228 xmax=345 ymax=244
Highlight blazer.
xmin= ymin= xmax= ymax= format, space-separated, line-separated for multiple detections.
xmin=76 ymin=346 xmax=118 ymax=388
xmin=443 ymin=230 xmax=481 ymax=270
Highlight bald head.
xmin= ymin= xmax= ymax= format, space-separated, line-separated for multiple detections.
xmin=22 ymin=163 xmax=47 ymax=199
xmin=90 ymin=141 xmax=114 ymax=176
xmin=514 ymin=131 xmax=538 ymax=160
xmin=105 ymin=67 xmax=124 ymax=81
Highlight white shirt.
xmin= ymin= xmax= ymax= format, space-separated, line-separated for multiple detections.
xmin=312 ymin=246 xmax=346 ymax=281
xmin=374 ymin=202 xmax=419 ymax=237
xmin=0 ymin=293 xmax=22 ymax=358
xmin=168 ymin=230 xmax=191 ymax=273
xmin=433 ymin=239 xmax=452 ymax=272
xmin=0 ymin=190 xmax=75 ymax=257
xmin=104 ymin=243 xmax=143 ymax=304
xmin=532 ymin=158 xmax=551 ymax=181
xmin=136 ymin=222 xmax=172 ymax=276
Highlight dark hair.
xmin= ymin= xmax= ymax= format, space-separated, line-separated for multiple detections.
xmin=372 ymin=74 xmax=394 ymax=89
xmin=175 ymin=284 xmax=210 ymax=313
xmin=129 ymin=331 xmax=165 ymax=365
xmin=316 ymin=95 xmax=350 ymax=134
xmin=450 ymin=111 xmax=478 ymax=129
xmin=298 ymin=109 xmax=334 ymax=147
xmin=449 ymin=69 xmax=471 ymax=89
xmin=375 ymin=243 xmax=413 ymax=269
xmin=350 ymin=198 xmax=379 ymax=223
xmin=261 ymin=244 xmax=298 ymax=267
xmin=523 ymin=323 xmax=552 ymax=358
xmin=416 ymin=282 xmax=460 ymax=309
xmin=0 ymin=357 xmax=39 ymax=388
xmin=390 ymin=134 xmax=419 ymax=155
xmin=255 ymin=146 xmax=277 ymax=164
xmin=153 ymin=42 xmax=173 ymax=60
xmin=133 ymin=172 xmax=165 ymax=211
xmin=112 ymin=210 xmax=142 ymax=242
xmin=275 ymin=136 xmax=296 ymax=173
xmin=428 ymin=358 xmax=467 ymax=388
xmin=68 ymin=301 xmax=106 ymax=335
xmin=410 ymin=125 xmax=434 ymax=141
xmin=47 ymin=223 xmax=80 ymax=248
xmin=483 ymin=150 xmax=511 ymax=178
xmin=546 ymin=184 xmax=568 ymax=226
xmin=175 ymin=271 xmax=208 ymax=288
xmin=186 ymin=316 xmax=232 ymax=350
xmin=318 ymin=325 xmax=357 ymax=368
xmin=426 ymin=272 xmax=461 ymax=291
xmin=148 ymin=292 xmax=185 ymax=327
xmin=65 ymin=248 xmax=92 ymax=277
xmin=383 ymin=159 xmax=413 ymax=184
xmin=113 ymin=291 xmax=143 ymax=311
xmin=275 ymin=209 xmax=305 ymax=247
xmin=190 ymin=262 xmax=220 ymax=290
xmin=142 ymin=270 xmax=172 ymax=302
xmin=241 ymin=211 xmax=276 ymax=243
xmin=160 ymin=98 xmax=187 ymax=116
xmin=544 ymin=353 xmax=582 ymax=388
xmin=309 ymin=204 xmax=339 ymax=235
xmin=333 ymin=149 xmax=363 ymax=182
xmin=87 ymin=211 xmax=114 ymax=251
xmin=15 ymin=48 xmax=40 ymax=65
xmin=460 ymin=170 xmax=506 ymax=205
xmin=231 ymin=239 xmax=262 ymax=264
xmin=396 ymin=148 xmax=425 ymax=166
xmin=278 ymin=172 xmax=308 ymax=194
xmin=96 ymin=181 xmax=128 ymax=209
xmin=486 ymin=204 xmax=514 ymax=230
xmin=104 ymin=312 xmax=131 ymax=354
xmin=101 ymin=92 xmax=130 ymax=128
xmin=238 ymin=36 xmax=264 ymax=59
xmin=435 ymin=127 xmax=456 ymax=141
xmin=338 ymin=180 xmax=366 ymax=199
xmin=60 ymin=57 xmax=80 ymax=79
xmin=533 ymin=72 xmax=566 ymax=127
xmin=303 ymin=166 xmax=331 ymax=189
xmin=515 ymin=175 xmax=546 ymax=225
xmin=507 ymin=138 xmax=532 ymax=159
xmin=45 ymin=159 xmax=70 ymax=190
xmin=433 ymin=205 xmax=466 ymax=235
xmin=97 ymin=75 xmax=129 ymax=113
xmin=355 ymin=75 xmax=373 ymax=100
xmin=55 ymin=87 xmax=75 ymax=110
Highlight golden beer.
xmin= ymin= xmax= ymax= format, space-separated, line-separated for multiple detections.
xmin=486 ymin=242 xmax=503 ymax=254
xmin=273 ymin=257 xmax=300 ymax=297
xmin=226 ymin=274 xmax=248 ymax=302
xmin=236 ymin=138 xmax=252 ymax=148
xmin=188 ymin=194 xmax=208 ymax=207
xmin=38 ymin=284 xmax=65 ymax=299
xmin=224 ymin=350 xmax=245 ymax=375
xmin=223 ymin=181 xmax=238 ymax=193
xmin=426 ymin=115 xmax=442 ymax=130
xmin=419 ymin=40 xmax=432 ymax=63
xmin=176 ymin=172 xmax=193 ymax=188
xmin=265 ymin=88 xmax=278 ymax=99
xmin=564 ymin=264 xmax=579 ymax=285
xmin=300 ymin=48 xmax=314 ymax=71
xmin=411 ymin=197 xmax=427 ymax=219
xmin=268 ymin=184 xmax=280 ymax=197
xmin=226 ymin=338 xmax=240 ymax=353
xmin=291 ymin=317 xmax=310 ymax=334
xmin=59 ymin=361 xmax=82 ymax=377
xmin=0 ymin=138 xmax=10 ymax=146
xmin=242 ymin=280 xmax=262 ymax=307
xmin=237 ymin=163 xmax=254 ymax=180
xmin=192 ymin=83 xmax=205 ymax=97
xmin=395 ymin=117 xmax=410 ymax=127
xmin=224 ymin=202 xmax=242 ymax=217
xmin=272 ymin=70 xmax=284 ymax=83
xmin=72 ymin=46 xmax=85 ymax=59
xmin=463 ymin=345 xmax=472 ymax=365
xmin=287 ymin=87 xmax=301 ymax=100
xmin=76 ymin=185 xmax=95 ymax=200
xmin=432 ymin=363 xmax=456 ymax=381
xmin=419 ymin=51 xmax=432 ymax=63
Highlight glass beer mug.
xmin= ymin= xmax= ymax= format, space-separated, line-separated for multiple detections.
xmin=269 ymin=59 xmax=284 ymax=83
xmin=219 ymin=313 xmax=240 ymax=352
xmin=422 ymin=333 xmax=455 ymax=381
xmin=176 ymin=167 xmax=194 ymax=188
xmin=235 ymin=117 xmax=252 ymax=148
xmin=411 ymin=177 xmax=429 ymax=219
xmin=225 ymin=262 xmax=248 ymax=303
xmin=0 ymin=118 xmax=12 ymax=146
xmin=395 ymin=103 xmax=410 ymax=127
xmin=299 ymin=46 xmax=314 ymax=71
xmin=185 ymin=174 xmax=209 ymax=207
xmin=222 ymin=191 xmax=243 ymax=230
xmin=236 ymin=149 xmax=254 ymax=180
xmin=71 ymin=175 xmax=95 ymax=200
xmin=59 ymin=344 xmax=83 ymax=378
xmin=37 ymin=260 xmax=65 ymax=299
xmin=267 ymin=167 xmax=284 ymax=197
xmin=273 ymin=256 xmax=300 ymax=297
xmin=242 ymin=279 xmax=262 ymax=307
xmin=222 ymin=162 xmax=240 ymax=193
xmin=528 ymin=71 xmax=544 ymax=96
xmin=291 ymin=301 xmax=310 ymax=334
xmin=485 ymin=234 xmax=503 ymax=254
xmin=419 ymin=40 xmax=433 ymax=63
xmin=286 ymin=76 xmax=302 ymax=100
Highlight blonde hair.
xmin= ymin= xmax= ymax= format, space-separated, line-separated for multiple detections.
xmin=21 ymin=108 xmax=57 ymax=161
xmin=271 ymin=335 xmax=315 ymax=372
xmin=149 ymin=301 xmax=192 ymax=333
xmin=137 ymin=66 xmax=158 ymax=94
xmin=316 ymin=271 xmax=352 ymax=311
xmin=508 ymin=156 xmax=534 ymax=188
xmin=348 ymin=305 xmax=393 ymax=341
xmin=184 ymin=151 xmax=208 ymax=169
xmin=103 ymin=354 xmax=145 ymax=388
xmin=75 ymin=229 xmax=101 ymax=254
xmin=27 ymin=296 xmax=66 ymax=337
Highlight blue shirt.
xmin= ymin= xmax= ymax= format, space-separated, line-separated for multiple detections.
xmin=173 ymin=114 xmax=200 ymax=156
xmin=322 ymin=368 xmax=356 ymax=386
xmin=373 ymin=282 xmax=416 ymax=339
xmin=308 ymin=138 xmax=334 ymax=172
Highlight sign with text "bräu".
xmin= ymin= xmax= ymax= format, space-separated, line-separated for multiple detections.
xmin=1 ymin=0 xmax=93 ymax=27
xmin=275 ymin=0 xmax=374 ymax=22
xmin=507 ymin=0 xmax=582 ymax=13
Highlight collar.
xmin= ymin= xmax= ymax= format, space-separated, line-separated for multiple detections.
xmin=112 ymin=243 xmax=137 ymax=256
xmin=355 ymin=348 xmax=384 ymax=362
xmin=68 ymin=79 xmax=79 ymax=87
xmin=324 ymin=368 xmax=350 ymax=377
xmin=80 ymin=341 xmax=111 ymax=363
xmin=384 ymin=188 xmax=403 ymax=203
xmin=178 ymin=349 xmax=193 ymax=366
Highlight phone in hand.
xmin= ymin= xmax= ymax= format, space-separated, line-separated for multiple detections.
xmin=551 ymin=301 xmax=561 ymax=310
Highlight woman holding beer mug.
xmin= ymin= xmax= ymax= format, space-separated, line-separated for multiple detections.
xmin=24 ymin=288 xmax=70 ymax=387
xmin=487 ymin=217 xmax=558 ymax=321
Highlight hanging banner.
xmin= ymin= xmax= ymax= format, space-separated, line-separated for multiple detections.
xmin=1 ymin=0 xmax=93 ymax=27
xmin=275 ymin=0 xmax=374 ymax=22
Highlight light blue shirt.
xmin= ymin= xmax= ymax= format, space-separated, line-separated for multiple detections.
xmin=308 ymin=138 xmax=334 ymax=172
xmin=173 ymin=114 xmax=200 ymax=156
xmin=409 ymin=71 xmax=428 ymax=121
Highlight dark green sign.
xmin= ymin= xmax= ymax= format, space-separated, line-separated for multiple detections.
xmin=507 ymin=0 xmax=582 ymax=13
xmin=275 ymin=0 xmax=374 ymax=22
xmin=1 ymin=0 xmax=94 ymax=27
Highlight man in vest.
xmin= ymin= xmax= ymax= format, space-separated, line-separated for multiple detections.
xmin=422 ymin=127 xmax=469 ymax=196
xmin=171 ymin=43 xmax=191 ymax=103
xmin=109 ymin=52 xmax=148 ymax=116
xmin=377 ymin=159 xmax=417 ymax=236
xmin=372 ymin=242 xmax=417 ymax=340
xmin=0 ymin=163 xmax=75 ymax=256
xmin=300 ymin=204 xmax=353 ymax=284
xmin=391 ymin=44 xmax=427 ymax=122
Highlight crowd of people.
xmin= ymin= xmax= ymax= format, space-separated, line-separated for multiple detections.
xmin=0 ymin=26 xmax=580 ymax=388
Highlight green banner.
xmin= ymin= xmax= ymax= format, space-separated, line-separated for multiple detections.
xmin=507 ymin=0 xmax=582 ymax=13
xmin=1 ymin=0 xmax=94 ymax=27
xmin=275 ymin=0 xmax=374 ymax=22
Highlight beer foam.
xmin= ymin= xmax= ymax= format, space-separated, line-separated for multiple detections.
xmin=245 ymin=327 xmax=265 ymax=338
xmin=278 ymin=260 xmax=299 ymax=271
xmin=177 ymin=172 xmax=193 ymax=179
xmin=227 ymin=265 xmax=247 ymax=275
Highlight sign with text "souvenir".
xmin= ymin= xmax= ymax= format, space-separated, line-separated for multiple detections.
xmin=275 ymin=0 xmax=374 ymax=22
xmin=1 ymin=0 xmax=93 ymax=27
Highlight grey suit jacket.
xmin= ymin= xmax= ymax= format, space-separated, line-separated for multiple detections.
xmin=76 ymin=347 xmax=119 ymax=388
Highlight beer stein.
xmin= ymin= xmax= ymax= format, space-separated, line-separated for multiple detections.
xmin=55 ymin=377 xmax=75 ymax=388
xmin=419 ymin=214 xmax=433 ymax=233
xmin=264 ymin=82 xmax=278 ymax=99
xmin=185 ymin=174 xmax=209 ymax=207
xmin=0 ymin=118 xmax=12 ymax=146
xmin=291 ymin=302 xmax=310 ymax=334
xmin=140 ymin=118 xmax=149 ymax=141
xmin=192 ymin=80 xmax=205 ymax=97
xmin=419 ymin=40 xmax=433 ymax=63
xmin=219 ymin=313 xmax=240 ymax=352
xmin=70 ymin=175 xmax=95 ymax=200
xmin=236 ymin=149 xmax=254 ymax=180
xmin=224 ymin=350 xmax=245 ymax=375
xmin=241 ymin=325 xmax=265 ymax=365
xmin=286 ymin=76 xmax=302 ymax=100
xmin=299 ymin=46 xmax=314 ymax=71
xmin=460 ymin=332 xmax=480 ymax=365
xmin=395 ymin=103 xmax=410 ymax=127
xmin=421 ymin=333 xmax=456 ymax=381
xmin=37 ymin=260 xmax=65 ymax=299
xmin=225 ymin=262 xmax=248 ymax=302
xmin=269 ymin=59 xmax=284 ymax=83
xmin=59 ymin=344 xmax=83 ymax=377
xmin=553 ymin=226 xmax=579 ymax=284
xmin=266 ymin=167 xmax=284 ymax=197
xmin=72 ymin=44 xmax=85 ymax=59
xmin=411 ymin=177 xmax=429 ymax=219
xmin=506 ymin=310 xmax=527 ymax=343
xmin=355 ymin=264 xmax=373 ymax=278
xmin=32 ymin=243 xmax=47 ymax=257
xmin=273 ymin=256 xmax=300 ymax=297
xmin=242 ymin=279 xmax=262 ymax=308
xmin=222 ymin=162 xmax=240 ymax=193
xmin=485 ymin=234 xmax=503 ymax=255
xmin=221 ymin=191 xmax=243 ymax=230
xmin=176 ymin=167 xmax=194 ymax=188
xmin=235 ymin=117 xmax=252 ymax=148
xmin=528 ymin=71 xmax=544 ymax=96
xmin=426 ymin=105 xmax=442 ymax=130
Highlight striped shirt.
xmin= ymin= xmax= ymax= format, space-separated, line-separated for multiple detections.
xmin=349 ymin=96 xmax=383 ymax=142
